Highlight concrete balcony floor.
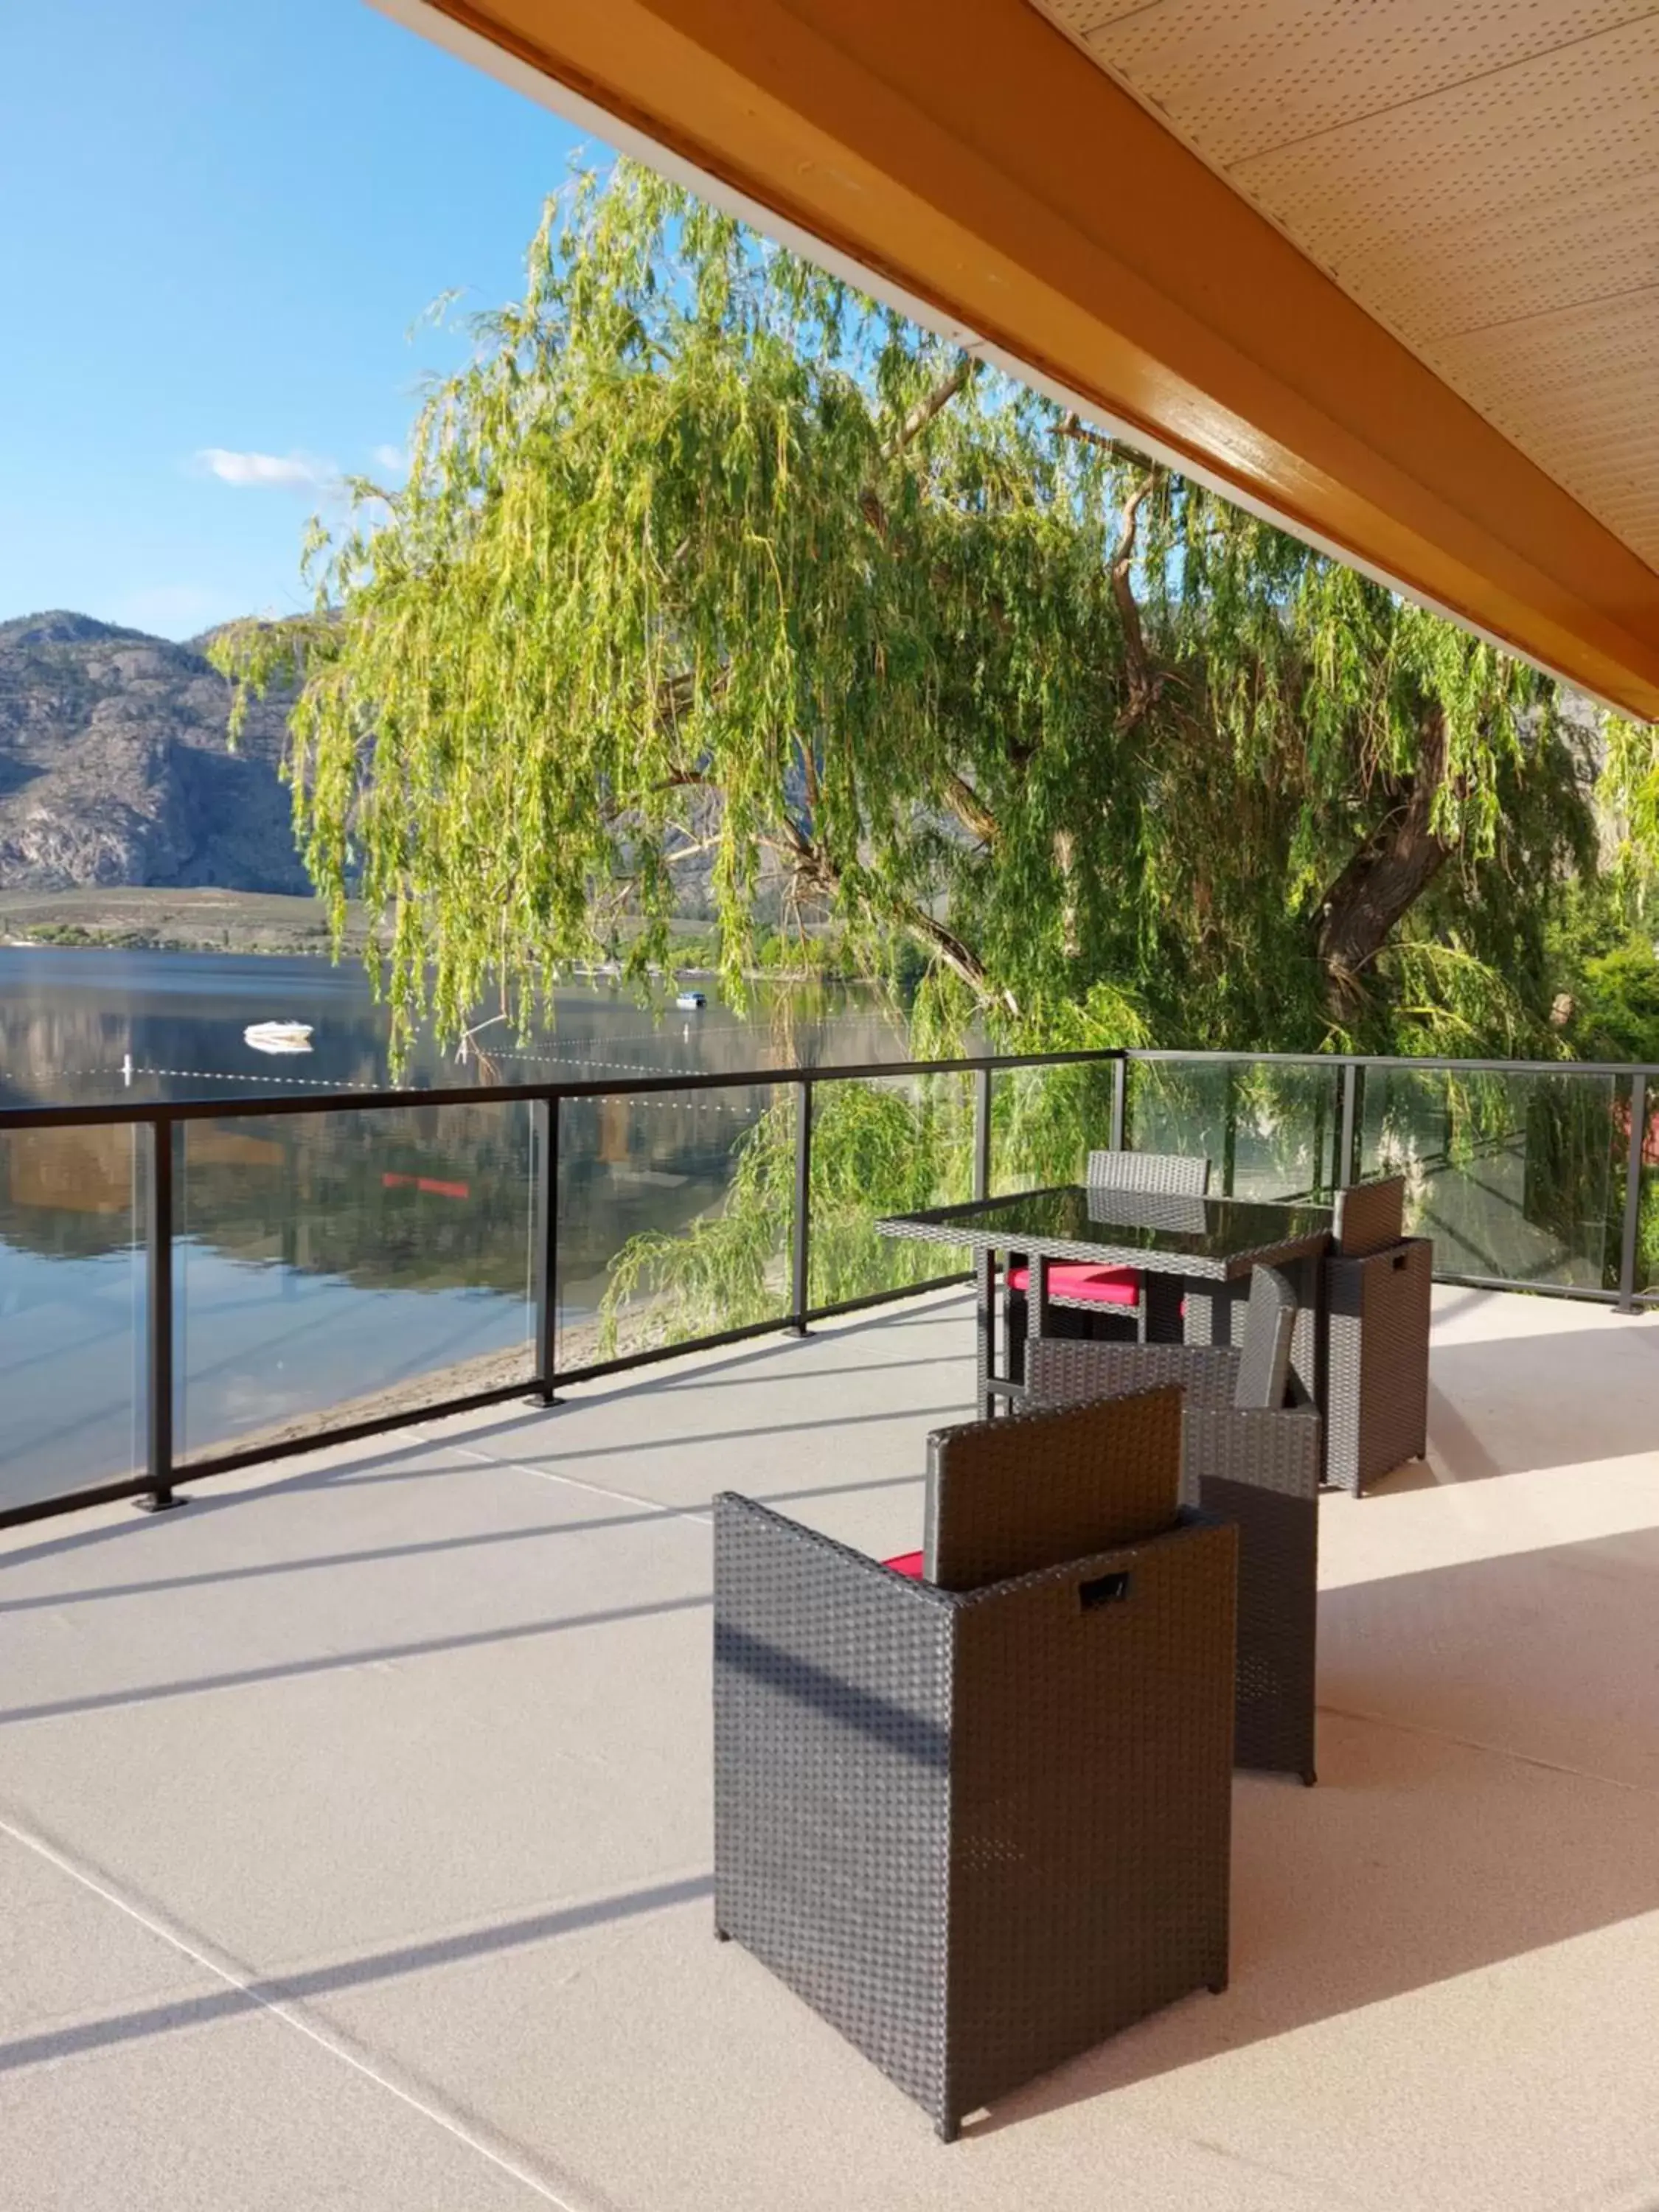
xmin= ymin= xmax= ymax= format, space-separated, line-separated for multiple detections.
xmin=4 ymin=1283 xmax=1658 ymax=2212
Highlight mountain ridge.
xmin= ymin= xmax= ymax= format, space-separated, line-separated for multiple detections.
xmin=0 ymin=609 xmax=307 ymax=895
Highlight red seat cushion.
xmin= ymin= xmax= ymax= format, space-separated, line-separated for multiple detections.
xmin=884 ymin=1550 xmax=925 ymax=1579
xmin=1005 ymin=1262 xmax=1141 ymax=1307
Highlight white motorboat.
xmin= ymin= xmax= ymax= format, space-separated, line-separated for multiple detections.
xmin=675 ymin=990 xmax=707 ymax=1011
xmin=244 ymin=1021 xmax=314 ymax=1055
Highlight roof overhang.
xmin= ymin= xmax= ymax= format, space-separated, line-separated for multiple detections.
xmin=375 ymin=0 xmax=1659 ymax=720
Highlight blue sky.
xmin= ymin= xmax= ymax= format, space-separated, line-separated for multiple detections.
xmin=0 ymin=1 xmax=602 ymax=638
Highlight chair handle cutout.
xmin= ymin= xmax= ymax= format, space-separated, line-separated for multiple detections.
xmin=1079 ymin=1570 xmax=1133 ymax=1610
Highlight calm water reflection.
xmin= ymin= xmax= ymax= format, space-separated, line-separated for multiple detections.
xmin=0 ymin=947 xmax=908 ymax=1507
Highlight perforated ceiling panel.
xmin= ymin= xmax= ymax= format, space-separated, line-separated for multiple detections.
xmin=1027 ymin=0 xmax=1659 ymax=569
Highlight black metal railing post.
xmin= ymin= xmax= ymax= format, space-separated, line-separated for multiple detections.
xmin=1616 ymin=1071 xmax=1647 ymax=1312
xmin=532 ymin=1093 xmax=560 ymax=1402
xmin=973 ymin=1065 xmax=992 ymax=1201
xmin=1310 ymin=1079 xmax=1328 ymax=1203
xmin=1220 ymin=1062 xmax=1239 ymax=1197
xmin=791 ymin=1077 xmax=813 ymax=1333
xmin=138 ymin=1115 xmax=181 ymax=1512
xmin=1336 ymin=1062 xmax=1359 ymax=1189
xmin=1110 ymin=1056 xmax=1127 ymax=1152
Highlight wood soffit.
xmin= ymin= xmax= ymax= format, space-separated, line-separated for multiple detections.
xmin=408 ymin=0 xmax=1659 ymax=718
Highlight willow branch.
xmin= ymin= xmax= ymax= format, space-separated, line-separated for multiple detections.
xmin=860 ymin=356 xmax=979 ymax=540
xmin=653 ymin=665 xmax=714 ymax=725
xmin=1110 ymin=469 xmax=1168 ymax=726
xmin=884 ymin=355 xmax=976 ymax=460
xmin=799 ymin=732 xmax=821 ymax=817
xmin=599 ymin=768 xmax=717 ymax=829
xmin=1045 ymin=425 xmax=1171 ymax=719
xmin=1056 ymin=410 xmax=1139 ymax=466
xmin=892 ymin=901 xmax=1018 ymax=1016
xmin=766 ymin=815 xmax=1015 ymax=1015
xmin=942 ymin=770 xmax=999 ymax=847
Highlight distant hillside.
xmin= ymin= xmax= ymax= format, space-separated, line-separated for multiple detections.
xmin=0 ymin=611 xmax=307 ymax=894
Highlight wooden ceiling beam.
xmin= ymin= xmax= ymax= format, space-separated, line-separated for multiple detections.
xmin=394 ymin=0 xmax=1659 ymax=717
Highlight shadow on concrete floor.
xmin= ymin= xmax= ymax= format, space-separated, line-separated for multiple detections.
xmin=978 ymin=1524 xmax=1659 ymax=2134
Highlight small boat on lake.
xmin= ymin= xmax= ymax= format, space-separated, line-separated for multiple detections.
xmin=244 ymin=1021 xmax=314 ymax=1054
xmin=675 ymin=990 xmax=707 ymax=1012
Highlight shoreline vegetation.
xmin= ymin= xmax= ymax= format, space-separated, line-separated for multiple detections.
xmin=0 ymin=887 xmax=366 ymax=959
xmin=0 ymin=887 xmax=846 ymax=983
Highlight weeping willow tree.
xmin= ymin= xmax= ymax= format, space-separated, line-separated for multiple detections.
xmin=213 ymin=157 xmax=1596 ymax=1073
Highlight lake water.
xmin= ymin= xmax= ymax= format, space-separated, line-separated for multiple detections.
xmin=0 ymin=944 xmax=908 ymax=1107
xmin=0 ymin=945 xmax=918 ymax=1512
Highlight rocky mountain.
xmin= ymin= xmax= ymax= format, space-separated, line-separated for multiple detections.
xmin=0 ymin=611 xmax=307 ymax=894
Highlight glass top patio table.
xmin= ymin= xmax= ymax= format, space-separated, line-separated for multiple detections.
xmin=875 ymin=1184 xmax=1333 ymax=1279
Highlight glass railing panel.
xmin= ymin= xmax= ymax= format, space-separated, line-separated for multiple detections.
xmin=989 ymin=1057 xmax=1120 ymax=1194
xmin=1357 ymin=1064 xmax=1621 ymax=1289
xmin=1124 ymin=1056 xmax=1342 ymax=1199
xmin=804 ymin=1069 xmax=976 ymax=1309
xmin=0 ymin=1121 xmax=145 ymax=1509
xmin=560 ymin=1080 xmax=795 ymax=1368
xmin=175 ymin=1101 xmax=536 ymax=1464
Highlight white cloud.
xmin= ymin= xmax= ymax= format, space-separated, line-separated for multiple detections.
xmin=195 ymin=447 xmax=338 ymax=492
xmin=371 ymin=442 xmax=408 ymax=476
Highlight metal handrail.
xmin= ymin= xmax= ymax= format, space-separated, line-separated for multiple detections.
xmin=0 ymin=1044 xmax=1124 ymax=1131
xmin=8 ymin=1040 xmax=1658 ymax=1133
xmin=1123 ymin=1048 xmax=1659 ymax=1077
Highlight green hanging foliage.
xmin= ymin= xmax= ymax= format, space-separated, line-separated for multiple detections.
xmin=212 ymin=158 xmax=1598 ymax=1069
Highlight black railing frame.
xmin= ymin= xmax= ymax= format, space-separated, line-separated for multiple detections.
xmin=0 ymin=1046 xmax=1116 ymax=1528
xmin=790 ymin=1077 xmax=813 ymax=1335
xmin=4 ymin=1037 xmax=1657 ymax=1532
xmin=139 ymin=1119 xmax=180 ymax=1511
xmin=532 ymin=1095 xmax=559 ymax=1402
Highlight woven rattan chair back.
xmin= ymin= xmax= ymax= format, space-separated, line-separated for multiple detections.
xmin=922 ymin=1388 xmax=1182 ymax=1590
xmin=1233 ymin=1265 xmax=1298 ymax=1410
xmin=1085 ymin=1149 xmax=1211 ymax=1197
xmin=1021 ymin=1331 xmax=1321 ymax=1782
xmin=1332 ymin=1175 xmax=1406 ymax=1256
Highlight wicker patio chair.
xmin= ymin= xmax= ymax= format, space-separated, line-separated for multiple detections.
xmin=1085 ymin=1148 xmax=1212 ymax=1198
xmin=1026 ymin=1265 xmax=1321 ymax=1784
xmin=713 ymin=1391 xmax=1236 ymax=2141
xmin=1004 ymin=1150 xmax=1211 ymax=1381
xmin=1322 ymin=1175 xmax=1432 ymax=1495
xmin=1331 ymin=1174 xmax=1405 ymax=1256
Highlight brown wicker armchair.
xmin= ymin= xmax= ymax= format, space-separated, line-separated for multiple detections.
xmin=1026 ymin=1265 xmax=1321 ymax=1784
xmin=713 ymin=1390 xmax=1236 ymax=2140
xmin=1322 ymin=1175 xmax=1432 ymax=1495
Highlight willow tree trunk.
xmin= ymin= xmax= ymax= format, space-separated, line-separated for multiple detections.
xmin=1315 ymin=706 xmax=1453 ymax=1018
